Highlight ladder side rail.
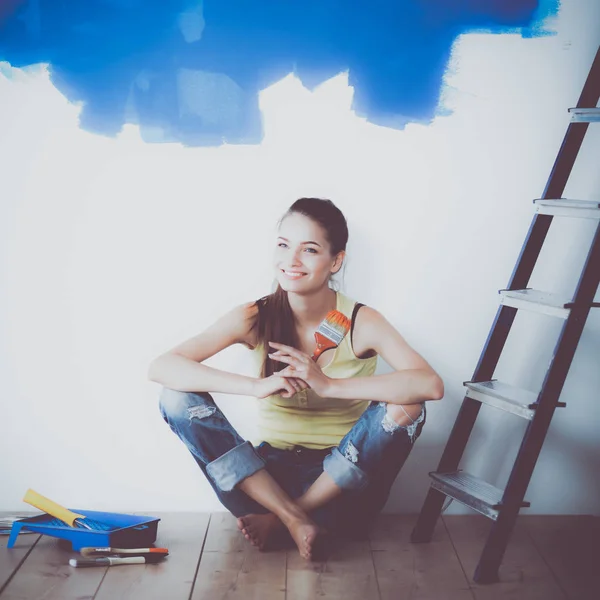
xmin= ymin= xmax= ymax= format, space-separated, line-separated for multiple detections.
xmin=542 ymin=45 xmax=600 ymax=200
xmin=501 ymin=220 xmax=600 ymax=510
xmin=507 ymin=45 xmax=600 ymax=290
xmin=474 ymin=221 xmax=600 ymax=583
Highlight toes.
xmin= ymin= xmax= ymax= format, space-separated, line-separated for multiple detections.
xmin=237 ymin=518 xmax=245 ymax=531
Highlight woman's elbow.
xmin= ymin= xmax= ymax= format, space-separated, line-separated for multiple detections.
xmin=429 ymin=373 xmax=444 ymax=400
xmin=148 ymin=356 xmax=166 ymax=383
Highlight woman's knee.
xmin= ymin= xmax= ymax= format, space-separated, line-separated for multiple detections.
xmin=158 ymin=387 xmax=216 ymax=422
xmin=385 ymin=403 xmax=423 ymax=427
xmin=380 ymin=402 xmax=426 ymax=443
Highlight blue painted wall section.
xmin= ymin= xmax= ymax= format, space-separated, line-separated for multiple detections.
xmin=0 ymin=1 xmax=558 ymax=146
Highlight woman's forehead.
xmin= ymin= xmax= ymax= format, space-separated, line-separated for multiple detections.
xmin=279 ymin=213 xmax=326 ymax=239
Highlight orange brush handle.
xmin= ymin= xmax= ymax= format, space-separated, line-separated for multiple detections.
xmin=312 ymin=332 xmax=338 ymax=360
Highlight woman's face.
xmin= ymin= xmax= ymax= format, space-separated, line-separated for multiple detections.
xmin=274 ymin=212 xmax=342 ymax=292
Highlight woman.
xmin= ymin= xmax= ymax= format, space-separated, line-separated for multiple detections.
xmin=148 ymin=197 xmax=443 ymax=560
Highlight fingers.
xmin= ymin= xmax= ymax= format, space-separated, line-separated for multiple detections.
xmin=280 ymin=380 xmax=306 ymax=397
xmin=297 ymin=378 xmax=309 ymax=390
xmin=280 ymin=365 xmax=304 ymax=382
xmin=281 ymin=378 xmax=296 ymax=398
xmin=288 ymin=377 xmax=301 ymax=393
xmin=269 ymin=353 xmax=296 ymax=366
xmin=293 ymin=377 xmax=309 ymax=390
xmin=268 ymin=342 xmax=307 ymax=361
xmin=276 ymin=370 xmax=309 ymax=397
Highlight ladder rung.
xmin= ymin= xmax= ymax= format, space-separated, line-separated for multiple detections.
xmin=464 ymin=380 xmax=538 ymax=419
xmin=568 ymin=107 xmax=600 ymax=122
xmin=464 ymin=380 xmax=567 ymax=419
xmin=534 ymin=198 xmax=600 ymax=219
xmin=429 ymin=471 xmax=530 ymax=521
xmin=499 ymin=288 xmax=571 ymax=318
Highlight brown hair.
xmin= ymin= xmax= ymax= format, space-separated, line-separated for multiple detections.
xmin=251 ymin=198 xmax=349 ymax=378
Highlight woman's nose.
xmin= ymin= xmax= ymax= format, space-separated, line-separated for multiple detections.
xmin=290 ymin=249 xmax=304 ymax=265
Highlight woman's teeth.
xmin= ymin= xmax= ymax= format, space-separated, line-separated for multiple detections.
xmin=283 ymin=270 xmax=306 ymax=278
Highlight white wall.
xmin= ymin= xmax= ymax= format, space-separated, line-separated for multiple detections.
xmin=1 ymin=0 xmax=598 ymax=516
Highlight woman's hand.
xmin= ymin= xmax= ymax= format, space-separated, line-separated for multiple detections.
xmin=267 ymin=341 xmax=333 ymax=397
xmin=253 ymin=372 xmax=309 ymax=399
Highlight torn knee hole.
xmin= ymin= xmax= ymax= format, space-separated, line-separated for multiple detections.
xmin=187 ymin=405 xmax=217 ymax=421
xmin=381 ymin=410 xmax=402 ymax=433
xmin=344 ymin=441 xmax=359 ymax=464
xmin=385 ymin=404 xmax=421 ymax=426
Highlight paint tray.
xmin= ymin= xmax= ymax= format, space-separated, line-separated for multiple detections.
xmin=7 ymin=509 xmax=160 ymax=551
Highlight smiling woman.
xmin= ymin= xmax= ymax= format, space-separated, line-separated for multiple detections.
xmin=148 ymin=197 xmax=443 ymax=561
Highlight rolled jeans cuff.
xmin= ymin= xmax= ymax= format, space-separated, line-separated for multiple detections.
xmin=206 ymin=441 xmax=266 ymax=492
xmin=323 ymin=447 xmax=369 ymax=491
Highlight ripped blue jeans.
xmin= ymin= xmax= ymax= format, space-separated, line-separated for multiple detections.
xmin=158 ymin=388 xmax=426 ymax=538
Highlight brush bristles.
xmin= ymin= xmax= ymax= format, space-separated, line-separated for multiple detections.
xmin=316 ymin=310 xmax=351 ymax=345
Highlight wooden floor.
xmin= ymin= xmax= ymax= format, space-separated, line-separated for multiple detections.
xmin=1 ymin=513 xmax=598 ymax=599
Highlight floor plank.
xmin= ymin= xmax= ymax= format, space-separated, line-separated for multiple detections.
xmin=0 ymin=514 xmax=40 ymax=595
xmin=443 ymin=515 xmax=567 ymax=600
xmin=0 ymin=534 xmax=106 ymax=600
xmin=523 ymin=515 xmax=600 ymax=600
xmin=94 ymin=512 xmax=209 ymax=600
xmin=191 ymin=512 xmax=286 ymax=600
xmin=370 ymin=514 xmax=474 ymax=600
xmin=286 ymin=536 xmax=380 ymax=600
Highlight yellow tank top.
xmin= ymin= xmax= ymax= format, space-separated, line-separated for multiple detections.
xmin=250 ymin=290 xmax=378 ymax=450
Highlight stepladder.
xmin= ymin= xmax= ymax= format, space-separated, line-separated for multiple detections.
xmin=410 ymin=46 xmax=600 ymax=584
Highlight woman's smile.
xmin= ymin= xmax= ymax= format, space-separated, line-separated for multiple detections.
xmin=281 ymin=269 xmax=307 ymax=279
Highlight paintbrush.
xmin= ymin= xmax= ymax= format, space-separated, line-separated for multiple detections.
xmin=80 ymin=546 xmax=169 ymax=557
xmin=22 ymin=489 xmax=115 ymax=531
xmin=311 ymin=310 xmax=351 ymax=361
xmin=69 ymin=555 xmax=166 ymax=568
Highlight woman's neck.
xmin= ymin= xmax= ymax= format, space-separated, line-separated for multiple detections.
xmin=287 ymin=287 xmax=337 ymax=330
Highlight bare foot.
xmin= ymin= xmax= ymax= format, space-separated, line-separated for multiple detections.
xmin=237 ymin=513 xmax=283 ymax=550
xmin=285 ymin=517 xmax=322 ymax=560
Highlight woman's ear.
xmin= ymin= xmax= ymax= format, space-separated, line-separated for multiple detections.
xmin=332 ymin=250 xmax=346 ymax=275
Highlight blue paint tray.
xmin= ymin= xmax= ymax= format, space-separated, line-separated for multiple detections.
xmin=7 ymin=509 xmax=160 ymax=551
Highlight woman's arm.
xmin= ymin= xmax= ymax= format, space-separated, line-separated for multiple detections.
xmin=148 ymin=302 xmax=260 ymax=395
xmin=326 ymin=306 xmax=444 ymax=405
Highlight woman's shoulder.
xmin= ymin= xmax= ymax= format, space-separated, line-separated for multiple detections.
xmin=337 ymin=290 xmax=375 ymax=320
xmin=350 ymin=304 xmax=380 ymax=360
xmin=335 ymin=291 xmax=379 ymax=359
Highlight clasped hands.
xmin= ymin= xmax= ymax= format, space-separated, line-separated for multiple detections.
xmin=267 ymin=341 xmax=332 ymax=398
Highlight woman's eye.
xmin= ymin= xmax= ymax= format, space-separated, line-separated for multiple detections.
xmin=277 ymin=243 xmax=316 ymax=253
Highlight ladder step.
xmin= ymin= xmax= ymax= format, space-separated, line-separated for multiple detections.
xmin=534 ymin=198 xmax=600 ymax=219
xmin=464 ymin=380 xmax=567 ymax=418
xmin=499 ymin=288 xmax=571 ymax=318
xmin=464 ymin=380 xmax=543 ymax=419
xmin=429 ymin=471 xmax=530 ymax=521
xmin=568 ymin=107 xmax=600 ymax=122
